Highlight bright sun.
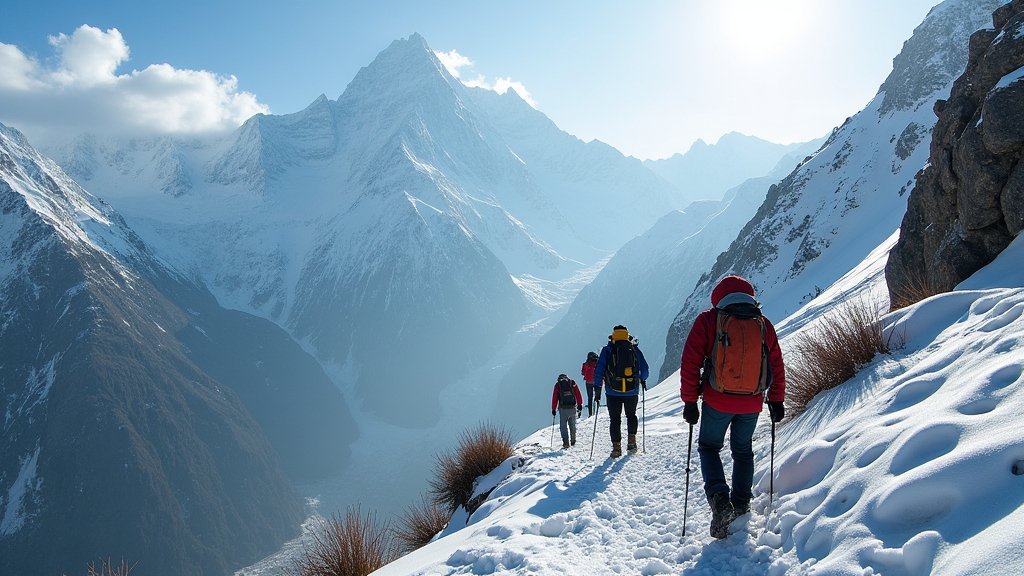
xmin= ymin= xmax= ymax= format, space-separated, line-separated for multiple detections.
xmin=719 ymin=0 xmax=817 ymax=59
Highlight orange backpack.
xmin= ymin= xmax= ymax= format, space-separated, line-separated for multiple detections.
xmin=706 ymin=307 xmax=770 ymax=395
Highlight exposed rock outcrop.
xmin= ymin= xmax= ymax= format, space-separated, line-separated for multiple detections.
xmin=887 ymin=0 xmax=1024 ymax=307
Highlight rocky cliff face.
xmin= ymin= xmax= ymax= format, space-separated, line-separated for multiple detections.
xmin=887 ymin=0 xmax=1024 ymax=306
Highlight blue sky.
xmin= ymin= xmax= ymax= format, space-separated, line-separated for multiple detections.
xmin=1 ymin=0 xmax=944 ymax=159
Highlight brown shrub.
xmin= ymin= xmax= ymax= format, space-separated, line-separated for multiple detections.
xmin=786 ymin=298 xmax=903 ymax=419
xmin=428 ymin=423 xmax=514 ymax=513
xmin=890 ymin=266 xmax=940 ymax=311
xmin=290 ymin=508 xmax=399 ymax=576
xmin=395 ymin=495 xmax=449 ymax=553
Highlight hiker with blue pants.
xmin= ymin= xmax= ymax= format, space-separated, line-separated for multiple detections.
xmin=679 ymin=275 xmax=786 ymax=538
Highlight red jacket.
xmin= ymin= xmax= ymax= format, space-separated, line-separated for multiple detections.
xmin=679 ymin=308 xmax=786 ymax=414
xmin=552 ymin=379 xmax=584 ymax=410
xmin=581 ymin=360 xmax=596 ymax=383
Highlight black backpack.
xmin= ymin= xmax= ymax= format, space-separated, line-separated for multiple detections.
xmin=606 ymin=339 xmax=638 ymax=393
xmin=557 ymin=375 xmax=577 ymax=408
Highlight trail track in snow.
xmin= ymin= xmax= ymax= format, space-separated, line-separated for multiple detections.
xmin=437 ymin=392 xmax=799 ymax=575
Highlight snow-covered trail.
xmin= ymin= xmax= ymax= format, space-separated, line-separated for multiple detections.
xmin=375 ymin=238 xmax=1024 ymax=576
xmin=377 ymin=380 xmax=794 ymax=575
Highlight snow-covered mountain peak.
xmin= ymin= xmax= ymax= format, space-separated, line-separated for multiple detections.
xmin=878 ymin=0 xmax=1000 ymax=115
xmin=0 ymin=122 xmax=134 ymax=259
xmin=339 ymin=33 xmax=462 ymax=107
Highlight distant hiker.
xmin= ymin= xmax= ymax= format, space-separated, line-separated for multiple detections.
xmin=551 ymin=373 xmax=584 ymax=449
xmin=581 ymin=351 xmax=599 ymax=416
xmin=679 ymin=275 xmax=786 ymax=539
xmin=594 ymin=325 xmax=649 ymax=457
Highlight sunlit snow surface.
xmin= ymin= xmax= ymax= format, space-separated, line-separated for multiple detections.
xmin=358 ymin=235 xmax=1024 ymax=576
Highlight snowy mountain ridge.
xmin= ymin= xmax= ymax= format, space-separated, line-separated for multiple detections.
xmin=661 ymin=0 xmax=1005 ymax=380
xmin=1 ymin=121 xmax=334 ymax=575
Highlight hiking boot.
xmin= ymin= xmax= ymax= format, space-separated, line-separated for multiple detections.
xmin=731 ymin=499 xmax=751 ymax=520
xmin=709 ymin=492 xmax=733 ymax=539
xmin=626 ymin=434 xmax=638 ymax=453
xmin=562 ymin=441 xmax=570 ymax=449
xmin=610 ymin=442 xmax=622 ymax=458
xmin=570 ymin=438 xmax=576 ymax=446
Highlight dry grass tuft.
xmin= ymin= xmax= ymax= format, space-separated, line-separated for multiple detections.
xmin=890 ymin=266 xmax=941 ymax=310
xmin=395 ymin=495 xmax=450 ymax=553
xmin=290 ymin=507 xmax=399 ymax=576
xmin=428 ymin=423 xmax=515 ymax=514
xmin=786 ymin=298 xmax=903 ymax=419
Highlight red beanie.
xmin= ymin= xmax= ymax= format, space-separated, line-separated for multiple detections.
xmin=711 ymin=275 xmax=755 ymax=307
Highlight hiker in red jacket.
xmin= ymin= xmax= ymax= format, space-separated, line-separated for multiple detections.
xmin=679 ymin=275 xmax=786 ymax=539
xmin=551 ymin=374 xmax=584 ymax=448
xmin=581 ymin=351 xmax=598 ymax=416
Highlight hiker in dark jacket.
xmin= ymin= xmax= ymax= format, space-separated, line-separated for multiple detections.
xmin=679 ymin=275 xmax=786 ymax=539
xmin=594 ymin=325 xmax=649 ymax=457
xmin=551 ymin=374 xmax=583 ymax=448
xmin=581 ymin=351 xmax=598 ymax=416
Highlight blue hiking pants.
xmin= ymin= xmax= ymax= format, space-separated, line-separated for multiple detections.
xmin=697 ymin=402 xmax=759 ymax=505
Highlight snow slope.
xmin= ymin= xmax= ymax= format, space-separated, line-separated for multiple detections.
xmin=371 ymin=227 xmax=1024 ymax=576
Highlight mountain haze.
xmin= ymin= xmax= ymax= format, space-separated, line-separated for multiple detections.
xmin=0 ymin=123 xmax=325 ymax=576
xmin=645 ymin=133 xmax=806 ymax=206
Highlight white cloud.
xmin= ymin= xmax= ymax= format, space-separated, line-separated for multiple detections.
xmin=434 ymin=48 xmax=537 ymax=108
xmin=434 ymin=49 xmax=473 ymax=79
xmin=0 ymin=25 xmax=268 ymax=142
xmin=0 ymin=44 xmax=44 ymax=91
xmin=48 ymin=25 xmax=130 ymax=86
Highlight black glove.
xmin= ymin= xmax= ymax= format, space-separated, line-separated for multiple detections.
xmin=552 ymin=409 xmax=556 ymax=417
xmin=577 ymin=407 xmax=582 ymax=417
xmin=595 ymin=391 xmax=601 ymax=404
xmin=683 ymin=402 xmax=699 ymax=425
xmin=641 ymin=380 xmax=647 ymax=391
xmin=767 ymin=401 xmax=785 ymax=423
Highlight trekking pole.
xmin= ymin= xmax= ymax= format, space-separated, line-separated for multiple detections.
xmin=768 ymin=418 xmax=776 ymax=517
xmin=682 ymin=423 xmax=693 ymax=538
xmin=642 ymin=382 xmax=646 ymax=454
xmin=550 ymin=413 xmax=556 ymax=450
xmin=589 ymin=400 xmax=600 ymax=460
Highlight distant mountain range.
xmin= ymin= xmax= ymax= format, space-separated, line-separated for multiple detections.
xmin=645 ymin=132 xmax=808 ymax=206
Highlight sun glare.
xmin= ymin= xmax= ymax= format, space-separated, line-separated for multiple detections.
xmin=719 ymin=0 xmax=817 ymax=59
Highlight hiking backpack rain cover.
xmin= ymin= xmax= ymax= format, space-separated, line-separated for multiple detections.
xmin=607 ymin=340 xmax=638 ymax=393
xmin=705 ymin=305 xmax=770 ymax=395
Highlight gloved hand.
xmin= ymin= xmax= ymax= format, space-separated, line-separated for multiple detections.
xmin=551 ymin=409 xmax=556 ymax=417
xmin=577 ymin=407 xmax=582 ymax=418
xmin=641 ymin=380 xmax=647 ymax=391
xmin=683 ymin=402 xmax=699 ymax=425
xmin=767 ymin=401 xmax=785 ymax=423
